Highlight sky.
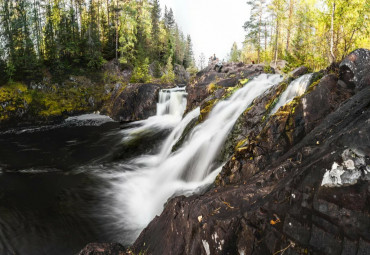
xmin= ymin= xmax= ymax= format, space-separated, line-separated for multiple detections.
xmin=159 ymin=0 xmax=251 ymax=65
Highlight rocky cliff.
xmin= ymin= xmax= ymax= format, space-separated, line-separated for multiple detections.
xmin=80 ymin=49 xmax=370 ymax=255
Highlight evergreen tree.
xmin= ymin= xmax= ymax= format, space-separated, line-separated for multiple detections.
xmin=0 ymin=0 xmax=198 ymax=84
xmin=228 ymin=42 xmax=241 ymax=62
xmin=183 ymin=35 xmax=193 ymax=68
xmin=150 ymin=0 xmax=161 ymax=60
xmin=243 ymin=0 xmax=266 ymax=63
xmin=119 ymin=0 xmax=137 ymax=66
xmin=164 ymin=7 xmax=175 ymax=29
xmin=161 ymin=55 xmax=175 ymax=84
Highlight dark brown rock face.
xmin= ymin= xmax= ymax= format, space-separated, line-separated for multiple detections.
xmin=79 ymin=243 xmax=127 ymax=255
xmin=132 ymin=84 xmax=370 ymax=255
xmin=81 ymin=50 xmax=370 ymax=255
xmin=130 ymin=50 xmax=370 ymax=255
xmin=339 ymin=48 xmax=370 ymax=91
xmin=290 ymin=66 xmax=308 ymax=78
xmin=185 ymin=63 xmax=267 ymax=113
xmin=174 ymin=64 xmax=190 ymax=85
xmin=102 ymin=83 xmax=169 ymax=122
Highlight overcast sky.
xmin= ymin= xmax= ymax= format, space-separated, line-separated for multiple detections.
xmin=159 ymin=0 xmax=251 ymax=66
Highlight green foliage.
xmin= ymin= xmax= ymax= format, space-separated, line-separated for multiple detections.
xmin=263 ymin=65 xmax=273 ymax=74
xmin=0 ymin=0 xmax=192 ymax=86
xmin=131 ymin=58 xmax=151 ymax=83
xmin=228 ymin=42 xmax=241 ymax=62
xmin=152 ymin=60 xmax=162 ymax=78
xmin=242 ymin=0 xmax=370 ymax=70
xmin=186 ymin=63 xmax=198 ymax=78
xmin=0 ymin=78 xmax=108 ymax=121
xmin=160 ymin=56 xmax=175 ymax=84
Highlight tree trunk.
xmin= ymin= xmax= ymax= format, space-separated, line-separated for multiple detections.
xmin=257 ymin=5 xmax=262 ymax=63
xmin=286 ymin=0 xmax=294 ymax=53
xmin=115 ymin=0 xmax=118 ymax=60
xmin=264 ymin=22 xmax=267 ymax=61
xmin=329 ymin=1 xmax=335 ymax=63
xmin=274 ymin=18 xmax=279 ymax=66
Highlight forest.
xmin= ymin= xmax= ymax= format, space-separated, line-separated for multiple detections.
xmin=0 ymin=0 xmax=196 ymax=85
xmin=228 ymin=0 xmax=369 ymax=71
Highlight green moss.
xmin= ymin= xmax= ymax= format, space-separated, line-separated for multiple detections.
xmin=304 ymin=75 xmax=322 ymax=95
xmin=199 ymin=99 xmax=218 ymax=122
xmin=235 ymin=137 xmax=249 ymax=150
xmin=240 ymin=78 xmax=249 ymax=85
xmin=263 ymin=65 xmax=274 ymax=74
xmin=0 ymin=77 xmax=109 ymax=122
xmin=207 ymin=83 xmax=222 ymax=94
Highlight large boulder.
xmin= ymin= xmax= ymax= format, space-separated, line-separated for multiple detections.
xmin=79 ymin=243 xmax=127 ymax=255
xmin=339 ymin=48 xmax=370 ymax=91
xmin=174 ymin=64 xmax=190 ymax=85
xmin=290 ymin=66 xmax=308 ymax=78
xmin=102 ymin=83 xmax=168 ymax=122
xmin=270 ymin=60 xmax=287 ymax=74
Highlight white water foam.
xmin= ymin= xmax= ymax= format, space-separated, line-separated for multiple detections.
xmin=97 ymin=74 xmax=283 ymax=241
xmin=271 ymin=73 xmax=313 ymax=114
xmin=157 ymin=87 xmax=188 ymax=116
xmin=120 ymin=87 xmax=188 ymax=144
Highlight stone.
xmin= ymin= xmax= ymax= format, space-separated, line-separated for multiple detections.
xmin=339 ymin=48 xmax=370 ymax=91
xmin=341 ymin=238 xmax=357 ymax=255
xmin=283 ymin=215 xmax=311 ymax=245
xmin=270 ymin=60 xmax=287 ymax=73
xmin=102 ymin=83 xmax=168 ymax=122
xmin=357 ymin=239 xmax=370 ymax=255
xmin=309 ymin=225 xmax=342 ymax=255
xmin=290 ymin=66 xmax=308 ymax=78
xmin=79 ymin=51 xmax=370 ymax=255
xmin=79 ymin=243 xmax=127 ymax=255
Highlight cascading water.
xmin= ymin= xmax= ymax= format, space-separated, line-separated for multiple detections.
xmin=99 ymin=74 xmax=283 ymax=242
xmin=157 ymin=87 xmax=188 ymax=116
xmin=271 ymin=73 xmax=313 ymax=114
xmin=121 ymin=87 xmax=188 ymax=142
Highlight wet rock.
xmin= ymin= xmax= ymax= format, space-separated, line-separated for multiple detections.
xmin=342 ymin=238 xmax=358 ymax=255
xmin=174 ymin=64 xmax=190 ymax=85
xmin=309 ymin=225 xmax=342 ymax=255
xmin=129 ymin=82 xmax=370 ymax=255
xmin=339 ymin=48 xmax=370 ymax=91
xmin=102 ymin=83 xmax=169 ymax=122
xmin=79 ymin=243 xmax=127 ymax=255
xmin=290 ymin=66 xmax=308 ymax=78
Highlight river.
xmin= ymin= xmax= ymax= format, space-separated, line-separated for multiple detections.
xmin=0 ymin=74 xmax=286 ymax=254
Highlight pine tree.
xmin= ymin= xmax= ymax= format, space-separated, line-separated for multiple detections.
xmin=244 ymin=0 xmax=266 ymax=63
xmin=119 ymin=0 xmax=137 ymax=66
xmin=183 ymin=35 xmax=193 ymax=68
xmin=151 ymin=0 xmax=161 ymax=60
xmin=229 ymin=42 xmax=241 ymax=62
xmin=164 ymin=7 xmax=175 ymax=30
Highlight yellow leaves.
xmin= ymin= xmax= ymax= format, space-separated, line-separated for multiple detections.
xmin=270 ymin=214 xmax=281 ymax=225
xmin=270 ymin=218 xmax=281 ymax=225
xmin=221 ymin=200 xmax=235 ymax=209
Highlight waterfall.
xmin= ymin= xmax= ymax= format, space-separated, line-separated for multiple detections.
xmin=99 ymin=74 xmax=283 ymax=241
xmin=121 ymin=87 xmax=188 ymax=142
xmin=157 ymin=87 xmax=188 ymax=117
xmin=271 ymin=73 xmax=313 ymax=115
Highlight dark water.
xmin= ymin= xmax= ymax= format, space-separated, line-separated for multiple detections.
xmin=0 ymin=118 xmax=162 ymax=255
